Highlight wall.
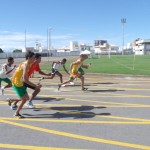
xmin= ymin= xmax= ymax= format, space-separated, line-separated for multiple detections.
xmin=0 ymin=51 xmax=81 ymax=59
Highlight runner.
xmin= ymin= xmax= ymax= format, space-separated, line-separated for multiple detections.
xmin=58 ymin=54 xmax=90 ymax=91
xmin=11 ymin=52 xmax=41 ymax=118
xmin=25 ymin=53 xmax=51 ymax=108
xmin=43 ymin=58 xmax=69 ymax=83
xmin=0 ymin=57 xmax=16 ymax=95
xmin=8 ymin=53 xmax=50 ymax=109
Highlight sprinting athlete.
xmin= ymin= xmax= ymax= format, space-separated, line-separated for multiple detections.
xmin=58 ymin=54 xmax=89 ymax=91
xmin=25 ymin=53 xmax=50 ymax=108
xmin=0 ymin=57 xmax=16 ymax=95
xmin=43 ymin=58 xmax=69 ymax=83
xmin=8 ymin=53 xmax=50 ymax=109
xmin=11 ymin=52 xmax=41 ymax=118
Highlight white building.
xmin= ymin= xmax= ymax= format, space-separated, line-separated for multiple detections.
xmin=22 ymin=41 xmax=48 ymax=53
xmin=80 ymin=43 xmax=93 ymax=51
xmin=70 ymin=41 xmax=80 ymax=51
xmin=57 ymin=46 xmax=70 ymax=52
xmin=133 ymin=39 xmax=150 ymax=55
xmin=94 ymin=40 xmax=119 ymax=54
xmin=22 ymin=47 xmax=35 ymax=53
xmin=35 ymin=41 xmax=43 ymax=52
xmin=110 ymin=45 xmax=119 ymax=53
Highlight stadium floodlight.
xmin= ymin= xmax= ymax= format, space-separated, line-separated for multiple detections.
xmin=121 ymin=18 xmax=126 ymax=55
xmin=25 ymin=30 xmax=26 ymax=51
xmin=47 ymin=27 xmax=52 ymax=61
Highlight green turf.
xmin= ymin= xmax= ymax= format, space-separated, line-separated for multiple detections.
xmin=40 ymin=55 xmax=150 ymax=76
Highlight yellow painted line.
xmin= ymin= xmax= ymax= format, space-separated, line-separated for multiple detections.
xmin=5 ymin=85 xmax=150 ymax=92
xmin=0 ymin=102 xmax=6 ymax=104
xmin=5 ymin=92 xmax=150 ymax=98
xmin=0 ymin=144 xmax=82 ymax=150
xmin=5 ymin=93 xmax=150 ymax=107
xmin=39 ymin=78 xmax=150 ymax=83
xmin=47 ymin=93 xmax=150 ymax=98
xmin=0 ymin=117 xmax=150 ymax=124
xmin=1 ymin=120 xmax=150 ymax=150
xmin=47 ymin=95 xmax=150 ymax=107
xmin=2 ymin=93 xmax=150 ymax=108
xmin=35 ymin=107 xmax=150 ymax=122
xmin=1 ymin=101 xmax=150 ymax=108
xmin=65 ymin=110 xmax=150 ymax=122
xmin=110 ymin=92 xmax=150 ymax=98
xmin=40 ymin=86 xmax=150 ymax=91
xmin=86 ymin=77 xmax=150 ymax=81
xmin=47 ymin=107 xmax=150 ymax=122
xmin=35 ymin=104 xmax=150 ymax=108
xmin=3 ymin=94 xmax=150 ymax=122
xmin=65 ymin=98 xmax=150 ymax=107
xmin=101 ymin=115 xmax=150 ymax=122
xmin=7 ymin=104 xmax=147 ymax=123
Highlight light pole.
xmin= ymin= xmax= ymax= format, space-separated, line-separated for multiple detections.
xmin=25 ymin=30 xmax=26 ymax=51
xmin=121 ymin=18 xmax=126 ymax=55
xmin=47 ymin=27 xmax=52 ymax=61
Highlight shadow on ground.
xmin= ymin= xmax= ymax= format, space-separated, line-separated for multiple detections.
xmin=87 ymin=89 xmax=125 ymax=92
xmin=33 ymin=97 xmax=65 ymax=102
xmin=92 ymin=82 xmax=118 ymax=85
xmin=23 ymin=105 xmax=110 ymax=119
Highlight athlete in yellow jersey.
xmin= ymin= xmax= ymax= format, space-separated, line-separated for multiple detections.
xmin=10 ymin=52 xmax=41 ymax=118
xmin=58 ymin=54 xmax=89 ymax=91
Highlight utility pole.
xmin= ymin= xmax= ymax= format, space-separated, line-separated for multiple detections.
xmin=25 ymin=30 xmax=26 ymax=51
xmin=47 ymin=27 xmax=52 ymax=61
xmin=121 ymin=18 xmax=126 ymax=55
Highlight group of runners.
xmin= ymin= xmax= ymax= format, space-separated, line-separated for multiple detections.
xmin=0 ymin=52 xmax=90 ymax=118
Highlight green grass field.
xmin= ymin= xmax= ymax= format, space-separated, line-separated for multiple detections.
xmin=40 ymin=55 xmax=150 ymax=76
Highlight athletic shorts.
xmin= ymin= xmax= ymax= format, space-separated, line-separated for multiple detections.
xmin=78 ymin=67 xmax=84 ymax=73
xmin=23 ymin=82 xmax=35 ymax=90
xmin=12 ymin=85 xmax=27 ymax=98
xmin=69 ymin=67 xmax=84 ymax=80
xmin=0 ymin=78 xmax=11 ymax=84
xmin=51 ymin=68 xmax=58 ymax=75
xmin=70 ymin=72 xmax=82 ymax=80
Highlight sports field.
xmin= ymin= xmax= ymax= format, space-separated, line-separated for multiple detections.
xmin=40 ymin=55 xmax=150 ymax=76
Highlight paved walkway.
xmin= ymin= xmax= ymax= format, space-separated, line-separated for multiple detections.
xmin=0 ymin=74 xmax=150 ymax=150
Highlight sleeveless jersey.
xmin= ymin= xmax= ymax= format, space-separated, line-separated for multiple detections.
xmin=0 ymin=64 xmax=14 ymax=78
xmin=71 ymin=61 xmax=82 ymax=74
xmin=12 ymin=61 xmax=29 ymax=87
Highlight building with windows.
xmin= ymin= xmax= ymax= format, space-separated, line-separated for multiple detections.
xmin=70 ymin=41 xmax=80 ymax=51
xmin=133 ymin=39 xmax=150 ymax=55
xmin=94 ymin=40 xmax=119 ymax=54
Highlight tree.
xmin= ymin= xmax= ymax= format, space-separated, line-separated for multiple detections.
xmin=13 ymin=49 xmax=22 ymax=53
xmin=0 ymin=48 xmax=4 ymax=53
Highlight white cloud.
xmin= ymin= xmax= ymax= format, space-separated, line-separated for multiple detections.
xmin=0 ymin=31 xmax=75 ymax=52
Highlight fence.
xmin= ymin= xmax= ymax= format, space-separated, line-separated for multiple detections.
xmin=0 ymin=51 xmax=81 ymax=59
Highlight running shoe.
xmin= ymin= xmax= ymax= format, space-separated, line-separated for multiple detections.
xmin=11 ymin=104 xmax=18 ymax=110
xmin=70 ymin=82 xmax=75 ymax=85
xmin=26 ymin=101 xmax=35 ymax=108
xmin=13 ymin=113 xmax=24 ymax=119
xmin=82 ymin=87 xmax=88 ymax=91
xmin=1 ymin=86 xmax=4 ymax=95
xmin=58 ymin=85 xmax=61 ymax=90
xmin=6 ymin=98 xmax=12 ymax=106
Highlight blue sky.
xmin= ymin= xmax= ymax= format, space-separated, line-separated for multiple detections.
xmin=0 ymin=0 xmax=150 ymax=52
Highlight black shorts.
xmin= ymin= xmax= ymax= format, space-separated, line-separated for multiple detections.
xmin=52 ymin=68 xmax=58 ymax=75
xmin=23 ymin=82 xmax=35 ymax=90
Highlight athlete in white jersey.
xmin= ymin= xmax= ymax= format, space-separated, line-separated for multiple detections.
xmin=0 ymin=57 xmax=16 ymax=95
xmin=42 ymin=58 xmax=69 ymax=83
